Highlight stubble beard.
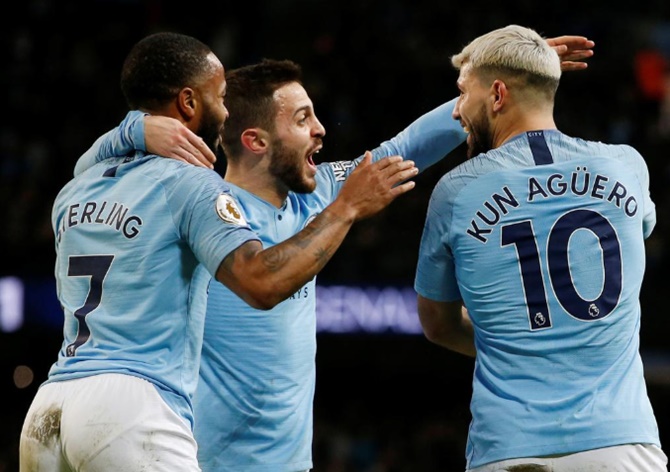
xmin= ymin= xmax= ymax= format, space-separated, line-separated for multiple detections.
xmin=199 ymin=106 xmax=225 ymax=154
xmin=466 ymin=104 xmax=494 ymax=159
xmin=269 ymin=138 xmax=316 ymax=194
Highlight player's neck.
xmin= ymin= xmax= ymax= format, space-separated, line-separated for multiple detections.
xmin=225 ymin=164 xmax=288 ymax=208
xmin=495 ymin=112 xmax=556 ymax=148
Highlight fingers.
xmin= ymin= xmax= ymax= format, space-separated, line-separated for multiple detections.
xmin=546 ymin=35 xmax=580 ymax=46
xmin=178 ymin=131 xmax=216 ymax=168
xmin=554 ymin=42 xmax=595 ymax=72
xmin=190 ymin=135 xmax=217 ymax=167
xmin=553 ymin=44 xmax=568 ymax=54
xmin=372 ymin=154 xmax=418 ymax=197
xmin=371 ymin=154 xmax=417 ymax=180
xmin=560 ymin=51 xmax=595 ymax=71
xmin=560 ymin=49 xmax=595 ymax=62
xmin=356 ymin=150 xmax=374 ymax=168
xmin=547 ymin=35 xmax=595 ymax=73
xmin=547 ymin=36 xmax=595 ymax=49
xmin=165 ymin=146 xmax=211 ymax=168
xmin=388 ymin=159 xmax=418 ymax=184
xmin=560 ymin=61 xmax=589 ymax=72
xmin=389 ymin=179 xmax=416 ymax=197
xmin=338 ymin=152 xmax=418 ymax=221
xmin=383 ymin=158 xmax=417 ymax=200
xmin=145 ymin=115 xmax=216 ymax=169
xmin=373 ymin=154 xmax=404 ymax=169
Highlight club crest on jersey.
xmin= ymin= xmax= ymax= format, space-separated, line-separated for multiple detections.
xmin=216 ymin=194 xmax=247 ymax=226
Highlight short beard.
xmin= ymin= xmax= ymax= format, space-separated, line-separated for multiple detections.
xmin=269 ymin=138 xmax=315 ymax=194
xmin=466 ymin=104 xmax=494 ymax=159
xmin=199 ymin=107 xmax=224 ymax=154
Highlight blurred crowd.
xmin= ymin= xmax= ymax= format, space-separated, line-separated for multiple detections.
xmin=3 ymin=1 xmax=670 ymax=282
xmin=2 ymin=0 xmax=670 ymax=470
xmin=3 ymin=0 xmax=670 ymax=334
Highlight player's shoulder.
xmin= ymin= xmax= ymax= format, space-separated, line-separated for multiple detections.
xmin=571 ymin=137 xmax=649 ymax=177
xmin=561 ymin=133 xmax=643 ymax=159
xmin=435 ymin=145 xmax=505 ymax=193
xmin=140 ymin=157 xmax=227 ymax=187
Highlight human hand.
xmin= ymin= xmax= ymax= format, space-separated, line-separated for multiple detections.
xmin=144 ymin=115 xmax=217 ymax=168
xmin=546 ymin=35 xmax=595 ymax=72
xmin=334 ymin=152 xmax=418 ymax=221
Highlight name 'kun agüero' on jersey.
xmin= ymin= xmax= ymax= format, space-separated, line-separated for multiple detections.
xmin=56 ymin=200 xmax=143 ymax=243
xmin=466 ymin=166 xmax=639 ymax=243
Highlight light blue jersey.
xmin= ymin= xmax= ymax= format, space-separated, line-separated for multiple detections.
xmin=50 ymin=153 xmax=259 ymax=429
xmin=80 ymin=98 xmax=467 ymax=471
xmin=414 ymin=130 xmax=659 ymax=469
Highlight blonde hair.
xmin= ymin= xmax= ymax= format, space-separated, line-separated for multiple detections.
xmin=451 ymin=25 xmax=561 ymax=81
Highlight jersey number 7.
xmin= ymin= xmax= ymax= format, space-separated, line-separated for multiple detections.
xmin=65 ymin=255 xmax=114 ymax=356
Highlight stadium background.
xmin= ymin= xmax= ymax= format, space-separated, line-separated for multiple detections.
xmin=2 ymin=1 xmax=669 ymax=470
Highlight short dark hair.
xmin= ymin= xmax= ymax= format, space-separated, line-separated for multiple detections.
xmin=221 ymin=59 xmax=303 ymax=159
xmin=120 ymin=32 xmax=214 ymax=110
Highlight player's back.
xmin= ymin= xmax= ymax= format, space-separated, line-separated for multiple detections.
xmin=434 ymin=130 xmax=660 ymax=466
xmin=48 ymin=155 xmax=216 ymax=425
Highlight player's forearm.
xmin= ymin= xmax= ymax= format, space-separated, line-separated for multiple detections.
xmin=438 ymin=326 xmax=476 ymax=358
xmin=425 ymin=322 xmax=476 ymax=357
xmin=419 ymin=300 xmax=476 ymax=357
xmin=217 ymin=205 xmax=354 ymax=310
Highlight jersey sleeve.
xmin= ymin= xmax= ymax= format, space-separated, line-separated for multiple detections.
xmin=370 ymin=97 xmax=467 ymax=172
xmin=414 ymin=178 xmax=461 ymax=302
xmin=167 ymin=167 xmax=260 ymax=278
xmin=314 ymin=98 xmax=468 ymax=199
xmin=630 ymin=146 xmax=656 ymax=239
xmin=73 ymin=110 xmax=147 ymax=176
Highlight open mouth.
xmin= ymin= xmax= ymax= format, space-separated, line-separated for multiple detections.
xmin=306 ymin=146 xmax=321 ymax=173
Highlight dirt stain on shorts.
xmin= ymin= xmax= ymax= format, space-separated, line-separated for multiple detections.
xmin=26 ymin=405 xmax=61 ymax=445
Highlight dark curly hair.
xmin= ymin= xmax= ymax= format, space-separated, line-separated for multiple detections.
xmin=120 ymin=32 xmax=214 ymax=110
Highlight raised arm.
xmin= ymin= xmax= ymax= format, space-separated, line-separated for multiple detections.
xmin=370 ymin=98 xmax=466 ymax=173
xmin=74 ymin=111 xmax=146 ymax=176
xmin=74 ymin=111 xmax=216 ymax=176
xmin=365 ymin=36 xmax=594 ymax=173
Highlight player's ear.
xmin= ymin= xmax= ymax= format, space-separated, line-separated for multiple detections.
xmin=177 ymin=87 xmax=197 ymax=119
xmin=491 ymin=80 xmax=507 ymax=112
xmin=240 ymin=129 xmax=269 ymax=154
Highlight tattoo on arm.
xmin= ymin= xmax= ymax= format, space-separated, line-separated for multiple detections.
xmin=260 ymin=246 xmax=290 ymax=273
xmin=290 ymin=210 xmax=344 ymax=262
xmin=222 ymin=209 xmax=347 ymax=277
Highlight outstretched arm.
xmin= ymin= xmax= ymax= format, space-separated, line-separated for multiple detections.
xmin=363 ymin=36 xmax=595 ymax=173
xmin=370 ymin=98 xmax=467 ymax=174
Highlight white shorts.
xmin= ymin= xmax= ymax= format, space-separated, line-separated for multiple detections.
xmin=467 ymin=443 xmax=668 ymax=472
xmin=20 ymin=373 xmax=201 ymax=471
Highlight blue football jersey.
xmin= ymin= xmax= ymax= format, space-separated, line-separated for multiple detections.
xmin=415 ymin=130 xmax=659 ymax=468
xmin=48 ymin=154 xmax=258 ymax=429
xmin=79 ymin=98 xmax=467 ymax=471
